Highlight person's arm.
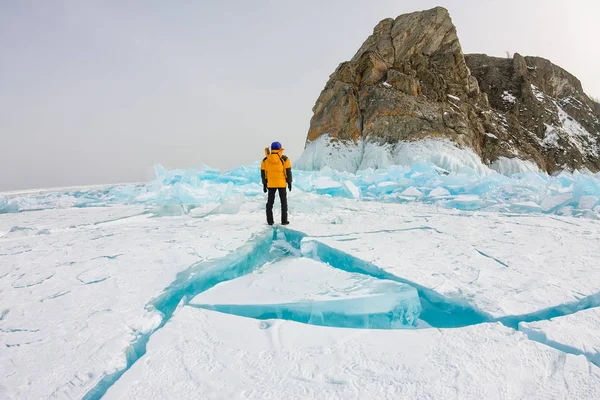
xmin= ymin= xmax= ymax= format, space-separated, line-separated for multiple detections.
xmin=284 ymin=158 xmax=292 ymax=190
xmin=260 ymin=159 xmax=268 ymax=192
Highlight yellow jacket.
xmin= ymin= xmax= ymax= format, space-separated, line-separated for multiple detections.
xmin=261 ymin=147 xmax=292 ymax=188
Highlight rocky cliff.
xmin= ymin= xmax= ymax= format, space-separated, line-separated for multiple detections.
xmin=301 ymin=6 xmax=600 ymax=174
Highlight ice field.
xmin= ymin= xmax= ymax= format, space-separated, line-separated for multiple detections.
xmin=2 ymin=147 xmax=600 ymax=399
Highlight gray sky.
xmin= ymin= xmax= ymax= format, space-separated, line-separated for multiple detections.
xmin=1 ymin=0 xmax=598 ymax=191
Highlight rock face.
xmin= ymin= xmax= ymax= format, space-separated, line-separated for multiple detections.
xmin=466 ymin=54 xmax=600 ymax=172
xmin=303 ymin=6 xmax=600 ymax=173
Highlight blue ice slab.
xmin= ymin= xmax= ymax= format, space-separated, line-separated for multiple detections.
xmin=189 ymin=257 xmax=422 ymax=329
xmin=0 ymin=196 xmax=19 ymax=214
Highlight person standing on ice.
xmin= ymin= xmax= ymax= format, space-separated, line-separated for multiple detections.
xmin=261 ymin=141 xmax=292 ymax=225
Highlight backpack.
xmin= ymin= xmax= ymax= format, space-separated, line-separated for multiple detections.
xmin=263 ymin=149 xmax=288 ymax=179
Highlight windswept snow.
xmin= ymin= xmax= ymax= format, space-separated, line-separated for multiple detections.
xmin=289 ymin=201 xmax=600 ymax=323
xmin=519 ymin=308 xmax=600 ymax=366
xmin=0 ymin=208 xmax=269 ymax=400
xmin=103 ymin=307 xmax=600 ymax=400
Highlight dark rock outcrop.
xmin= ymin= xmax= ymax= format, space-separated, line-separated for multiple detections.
xmin=303 ymin=6 xmax=600 ymax=173
xmin=466 ymin=54 xmax=600 ymax=172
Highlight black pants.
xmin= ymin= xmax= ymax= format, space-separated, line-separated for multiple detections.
xmin=266 ymin=187 xmax=288 ymax=224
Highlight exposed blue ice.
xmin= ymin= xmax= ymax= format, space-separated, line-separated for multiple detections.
xmin=190 ymin=257 xmax=423 ymax=329
xmin=0 ymin=196 xmax=19 ymax=214
xmin=4 ymin=161 xmax=600 ymax=218
xmin=190 ymin=297 xmax=420 ymax=330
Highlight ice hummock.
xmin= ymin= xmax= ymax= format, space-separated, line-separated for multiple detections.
xmin=190 ymin=257 xmax=422 ymax=329
xmin=0 ymin=196 xmax=19 ymax=214
xmin=2 ymin=138 xmax=600 ymax=220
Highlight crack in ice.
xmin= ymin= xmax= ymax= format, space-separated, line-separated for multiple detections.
xmin=474 ymin=249 xmax=509 ymax=268
xmin=306 ymin=226 xmax=445 ymax=239
xmin=78 ymin=226 xmax=600 ymax=399
xmin=81 ymin=229 xmax=276 ymax=400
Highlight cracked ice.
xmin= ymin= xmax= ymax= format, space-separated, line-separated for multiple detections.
xmin=1 ymin=175 xmax=600 ymax=399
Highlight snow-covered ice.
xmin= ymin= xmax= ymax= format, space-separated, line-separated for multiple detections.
xmin=519 ymin=307 xmax=600 ymax=367
xmin=190 ymin=257 xmax=422 ymax=329
xmin=290 ymin=203 xmax=600 ymax=325
xmin=0 ymin=207 xmax=270 ymax=399
xmin=2 ymin=155 xmax=600 ymax=399
xmin=102 ymin=307 xmax=600 ymax=400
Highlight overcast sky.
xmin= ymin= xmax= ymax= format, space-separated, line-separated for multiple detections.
xmin=1 ymin=0 xmax=598 ymax=191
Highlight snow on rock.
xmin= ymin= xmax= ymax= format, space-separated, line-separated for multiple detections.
xmin=519 ymin=307 xmax=600 ymax=367
xmin=556 ymin=103 xmax=599 ymax=157
xmin=531 ymin=84 xmax=546 ymax=102
xmin=542 ymin=124 xmax=561 ymax=149
xmin=190 ymin=257 xmax=422 ymax=328
xmin=541 ymin=103 xmax=598 ymax=157
xmin=501 ymin=91 xmax=516 ymax=103
xmin=103 ymin=307 xmax=600 ymax=400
